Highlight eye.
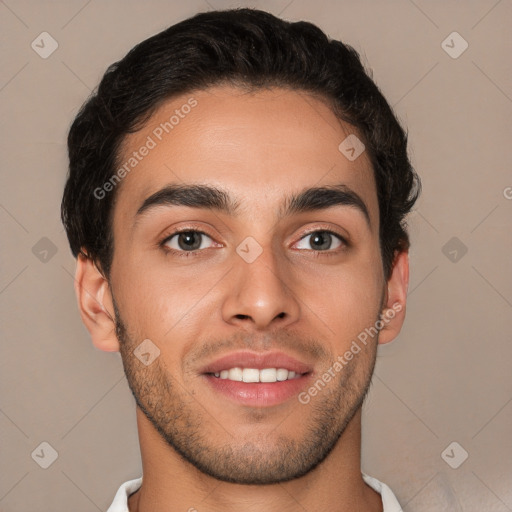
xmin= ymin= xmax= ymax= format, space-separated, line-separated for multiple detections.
xmin=295 ymin=230 xmax=346 ymax=252
xmin=162 ymin=230 xmax=216 ymax=252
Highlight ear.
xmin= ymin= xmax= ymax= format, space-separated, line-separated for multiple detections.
xmin=74 ymin=253 xmax=120 ymax=352
xmin=377 ymin=249 xmax=409 ymax=345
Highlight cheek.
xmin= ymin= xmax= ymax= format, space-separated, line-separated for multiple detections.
xmin=307 ymin=253 xmax=383 ymax=346
xmin=114 ymin=258 xmax=223 ymax=343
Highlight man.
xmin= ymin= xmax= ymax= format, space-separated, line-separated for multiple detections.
xmin=61 ymin=8 xmax=420 ymax=512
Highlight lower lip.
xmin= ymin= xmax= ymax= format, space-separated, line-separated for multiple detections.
xmin=203 ymin=374 xmax=312 ymax=407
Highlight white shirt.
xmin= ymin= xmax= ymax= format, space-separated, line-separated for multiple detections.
xmin=106 ymin=472 xmax=403 ymax=511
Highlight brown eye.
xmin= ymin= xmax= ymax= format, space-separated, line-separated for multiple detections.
xmin=163 ymin=231 xmax=214 ymax=252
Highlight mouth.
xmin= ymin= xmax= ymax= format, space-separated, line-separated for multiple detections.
xmin=199 ymin=351 xmax=314 ymax=407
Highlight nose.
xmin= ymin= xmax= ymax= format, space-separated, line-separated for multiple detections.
xmin=221 ymin=243 xmax=301 ymax=331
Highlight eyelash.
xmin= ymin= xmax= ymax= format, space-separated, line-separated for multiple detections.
xmin=158 ymin=226 xmax=349 ymax=259
xmin=159 ymin=227 xmax=218 ymax=259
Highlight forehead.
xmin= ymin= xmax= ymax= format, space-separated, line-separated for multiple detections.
xmin=113 ymin=85 xmax=378 ymax=228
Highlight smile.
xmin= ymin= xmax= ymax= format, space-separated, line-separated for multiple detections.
xmin=211 ymin=367 xmax=305 ymax=382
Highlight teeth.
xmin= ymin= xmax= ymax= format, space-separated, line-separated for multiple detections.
xmin=260 ymin=368 xmax=277 ymax=382
xmin=227 ymin=367 xmax=243 ymax=381
xmin=215 ymin=367 xmax=301 ymax=383
xmin=276 ymin=368 xmax=289 ymax=381
xmin=241 ymin=368 xmax=258 ymax=382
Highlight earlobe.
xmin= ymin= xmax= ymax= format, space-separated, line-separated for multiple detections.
xmin=74 ymin=253 xmax=120 ymax=352
xmin=378 ymin=249 xmax=409 ymax=345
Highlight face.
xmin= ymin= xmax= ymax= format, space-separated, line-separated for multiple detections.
xmin=108 ymin=86 xmax=388 ymax=484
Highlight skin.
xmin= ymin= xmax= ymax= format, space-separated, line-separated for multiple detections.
xmin=75 ymin=85 xmax=409 ymax=512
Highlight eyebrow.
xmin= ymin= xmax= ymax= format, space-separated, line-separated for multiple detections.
xmin=135 ymin=182 xmax=371 ymax=229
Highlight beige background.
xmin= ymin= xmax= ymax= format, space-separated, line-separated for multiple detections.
xmin=1 ymin=1 xmax=511 ymax=511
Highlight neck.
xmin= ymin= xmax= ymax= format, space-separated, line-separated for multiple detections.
xmin=127 ymin=407 xmax=383 ymax=512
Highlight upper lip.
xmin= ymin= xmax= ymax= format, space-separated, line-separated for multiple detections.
xmin=199 ymin=350 xmax=314 ymax=375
